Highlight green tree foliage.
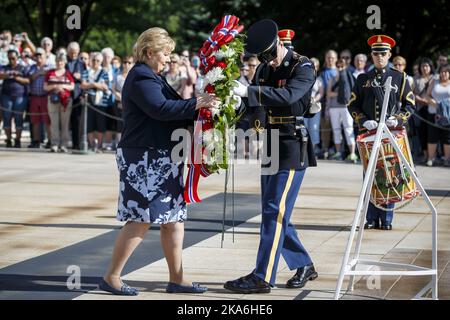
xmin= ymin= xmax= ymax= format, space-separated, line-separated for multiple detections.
xmin=0 ymin=0 xmax=448 ymax=67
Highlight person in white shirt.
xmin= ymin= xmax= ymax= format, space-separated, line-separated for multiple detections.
xmin=41 ymin=37 xmax=56 ymax=67
xmin=353 ymin=53 xmax=367 ymax=79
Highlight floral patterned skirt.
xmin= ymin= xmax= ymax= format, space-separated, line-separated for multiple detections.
xmin=115 ymin=147 xmax=187 ymax=224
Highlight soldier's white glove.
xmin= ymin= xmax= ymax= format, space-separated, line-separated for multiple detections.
xmin=386 ymin=117 xmax=399 ymax=128
xmin=363 ymin=120 xmax=378 ymax=131
xmin=232 ymin=95 xmax=242 ymax=110
xmin=232 ymin=80 xmax=248 ymax=98
xmin=309 ymin=98 xmax=321 ymax=114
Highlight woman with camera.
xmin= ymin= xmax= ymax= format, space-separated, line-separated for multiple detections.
xmin=43 ymin=53 xmax=75 ymax=153
xmin=80 ymin=52 xmax=110 ymax=152
xmin=0 ymin=49 xmax=30 ymax=148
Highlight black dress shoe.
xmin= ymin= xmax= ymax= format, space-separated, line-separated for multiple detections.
xmin=364 ymin=220 xmax=380 ymax=229
xmin=380 ymin=223 xmax=392 ymax=230
xmin=286 ymin=263 xmax=318 ymax=289
xmin=224 ymin=273 xmax=271 ymax=294
xmin=364 ymin=222 xmax=374 ymax=229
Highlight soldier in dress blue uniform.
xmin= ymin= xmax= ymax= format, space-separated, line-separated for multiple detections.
xmin=223 ymin=20 xmax=319 ymax=294
xmin=347 ymin=35 xmax=415 ymax=231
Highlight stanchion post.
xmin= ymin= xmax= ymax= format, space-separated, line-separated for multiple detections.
xmin=72 ymin=94 xmax=89 ymax=155
xmin=81 ymin=94 xmax=88 ymax=152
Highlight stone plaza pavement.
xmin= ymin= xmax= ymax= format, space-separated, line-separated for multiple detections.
xmin=0 ymin=150 xmax=449 ymax=300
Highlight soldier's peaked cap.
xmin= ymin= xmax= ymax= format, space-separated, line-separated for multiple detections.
xmin=278 ymin=29 xmax=295 ymax=49
xmin=367 ymin=35 xmax=396 ymax=52
xmin=246 ymin=19 xmax=278 ymax=55
xmin=278 ymin=29 xmax=295 ymax=42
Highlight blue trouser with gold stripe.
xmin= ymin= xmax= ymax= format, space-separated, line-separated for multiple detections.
xmin=254 ymin=169 xmax=312 ymax=286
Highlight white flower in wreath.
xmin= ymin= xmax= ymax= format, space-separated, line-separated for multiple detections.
xmin=231 ymin=95 xmax=242 ymax=110
xmin=214 ymin=47 xmax=236 ymax=60
xmin=203 ymin=153 xmax=216 ymax=166
xmin=203 ymin=129 xmax=222 ymax=144
xmin=203 ymin=129 xmax=215 ymax=147
xmin=210 ymin=105 xmax=221 ymax=118
xmin=204 ymin=67 xmax=225 ymax=87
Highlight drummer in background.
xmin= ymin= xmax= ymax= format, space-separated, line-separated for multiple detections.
xmin=347 ymin=35 xmax=415 ymax=230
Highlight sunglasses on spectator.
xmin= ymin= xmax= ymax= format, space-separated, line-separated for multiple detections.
xmin=372 ymin=52 xmax=388 ymax=57
xmin=169 ymin=61 xmax=177 ymax=64
xmin=341 ymin=56 xmax=351 ymax=60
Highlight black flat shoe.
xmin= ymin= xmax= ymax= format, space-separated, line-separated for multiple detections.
xmin=224 ymin=273 xmax=271 ymax=294
xmin=98 ymin=278 xmax=139 ymax=296
xmin=286 ymin=263 xmax=318 ymax=289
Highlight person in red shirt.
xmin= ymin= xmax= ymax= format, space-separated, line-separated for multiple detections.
xmin=44 ymin=53 xmax=75 ymax=152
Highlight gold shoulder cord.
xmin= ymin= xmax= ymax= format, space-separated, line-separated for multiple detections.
xmin=347 ymin=92 xmax=357 ymax=107
xmin=406 ymin=91 xmax=415 ymax=106
xmin=396 ymin=111 xmax=411 ymax=123
xmin=351 ymin=111 xmax=364 ymax=122
xmin=253 ymin=119 xmax=264 ymax=134
xmin=396 ymin=72 xmax=414 ymax=123
xmin=399 ymin=72 xmax=407 ymax=100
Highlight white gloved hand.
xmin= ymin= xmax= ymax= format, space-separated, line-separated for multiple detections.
xmin=309 ymin=98 xmax=321 ymax=114
xmin=232 ymin=80 xmax=248 ymax=98
xmin=363 ymin=120 xmax=378 ymax=131
xmin=386 ymin=117 xmax=399 ymax=128
xmin=232 ymin=95 xmax=242 ymax=110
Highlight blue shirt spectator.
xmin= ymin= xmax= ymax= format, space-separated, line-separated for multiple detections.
xmin=1 ymin=62 xmax=29 ymax=97
xmin=28 ymin=63 xmax=51 ymax=96
xmin=67 ymin=56 xmax=86 ymax=100
xmin=81 ymin=55 xmax=111 ymax=107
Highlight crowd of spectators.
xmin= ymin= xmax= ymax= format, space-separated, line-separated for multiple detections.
xmin=236 ymin=47 xmax=450 ymax=167
xmin=0 ymin=29 xmax=449 ymax=166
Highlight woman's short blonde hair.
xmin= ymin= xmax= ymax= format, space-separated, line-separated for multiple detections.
xmin=170 ymin=53 xmax=180 ymax=64
xmin=393 ymin=56 xmax=407 ymax=66
xmin=134 ymin=27 xmax=175 ymax=63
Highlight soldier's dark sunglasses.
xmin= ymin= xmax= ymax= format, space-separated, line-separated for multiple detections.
xmin=372 ymin=51 xmax=388 ymax=57
xmin=258 ymin=41 xmax=278 ymax=63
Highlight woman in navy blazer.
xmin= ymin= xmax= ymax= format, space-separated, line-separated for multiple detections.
xmin=99 ymin=27 xmax=217 ymax=296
